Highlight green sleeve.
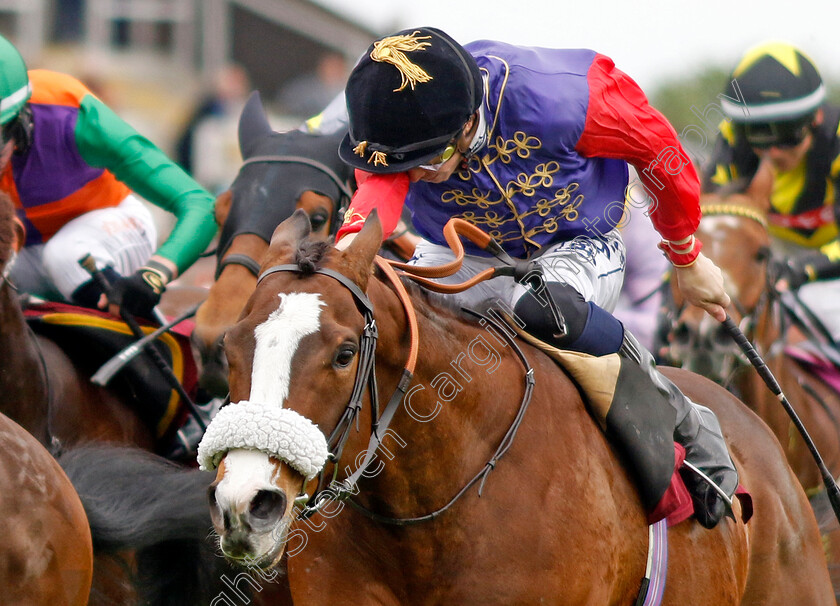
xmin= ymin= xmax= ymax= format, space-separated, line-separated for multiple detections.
xmin=73 ymin=94 xmax=217 ymax=274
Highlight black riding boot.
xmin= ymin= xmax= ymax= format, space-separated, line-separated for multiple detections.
xmin=619 ymin=331 xmax=738 ymax=528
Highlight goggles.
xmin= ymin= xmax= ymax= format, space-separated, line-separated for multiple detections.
xmin=415 ymin=104 xmax=488 ymax=172
xmin=740 ymin=119 xmax=812 ymax=150
xmin=418 ymin=141 xmax=459 ymax=171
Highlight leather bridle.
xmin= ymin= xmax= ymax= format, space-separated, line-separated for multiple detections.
xmin=257 ymin=220 xmax=539 ymax=525
xmin=256 ymin=256 xmax=417 ymax=519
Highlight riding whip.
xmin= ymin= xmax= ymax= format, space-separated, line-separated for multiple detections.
xmin=721 ymin=315 xmax=840 ymax=523
xmin=91 ymin=302 xmax=201 ymax=386
xmin=78 ymin=255 xmax=207 ymax=432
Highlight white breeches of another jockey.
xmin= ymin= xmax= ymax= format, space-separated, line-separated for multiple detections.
xmin=792 ymin=279 xmax=840 ymax=342
xmin=10 ymin=194 xmax=157 ymax=301
xmin=408 ymin=228 xmax=626 ymax=313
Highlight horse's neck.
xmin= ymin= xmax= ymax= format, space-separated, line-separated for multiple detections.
xmin=363 ymin=278 xmax=531 ymax=514
xmin=0 ymin=282 xmax=50 ymax=439
xmin=738 ymin=292 xmax=784 ymax=367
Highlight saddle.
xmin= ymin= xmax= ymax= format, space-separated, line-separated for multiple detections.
xmin=23 ymin=301 xmax=198 ymax=440
xmin=513 ymin=327 xmax=753 ymax=527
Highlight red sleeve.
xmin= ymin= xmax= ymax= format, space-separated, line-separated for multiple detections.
xmin=335 ymin=170 xmax=410 ymax=241
xmin=575 ymin=54 xmax=701 ymax=248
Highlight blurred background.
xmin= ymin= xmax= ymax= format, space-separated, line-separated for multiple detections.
xmin=1 ymin=0 xmax=836 ymax=239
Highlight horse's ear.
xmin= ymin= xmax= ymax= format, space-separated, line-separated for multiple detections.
xmin=337 ymin=210 xmax=383 ymax=290
xmin=238 ymin=90 xmax=272 ymax=159
xmin=746 ymin=159 xmax=773 ymax=212
xmin=267 ymin=209 xmax=312 ymax=259
xmin=214 ymin=190 xmax=232 ymax=227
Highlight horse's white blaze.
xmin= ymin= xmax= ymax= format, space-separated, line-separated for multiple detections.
xmin=251 ymin=292 xmax=325 ymax=406
xmin=215 ymin=449 xmax=276 ymax=513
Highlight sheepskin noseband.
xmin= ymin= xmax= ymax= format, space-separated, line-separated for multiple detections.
xmin=197 ymin=400 xmax=329 ymax=480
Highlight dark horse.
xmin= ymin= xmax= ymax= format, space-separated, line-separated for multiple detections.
xmin=0 ymin=411 xmax=92 ymax=605
xmin=191 ymin=91 xmax=354 ymax=398
xmin=202 ymin=211 xmax=832 ymax=604
xmin=665 ymin=184 xmax=840 ymax=593
xmin=191 ymin=91 xmax=419 ymax=399
xmin=0 ymin=191 xmax=264 ymax=604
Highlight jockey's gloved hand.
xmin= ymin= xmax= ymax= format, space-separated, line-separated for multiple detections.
xmin=110 ymin=263 xmax=170 ymax=320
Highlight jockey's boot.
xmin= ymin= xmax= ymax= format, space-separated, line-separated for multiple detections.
xmin=164 ymin=396 xmax=225 ymax=461
xmin=619 ymin=331 xmax=739 ymax=528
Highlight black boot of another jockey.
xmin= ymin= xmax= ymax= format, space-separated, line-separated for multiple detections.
xmin=618 ymin=331 xmax=739 ymax=528
xmin=514 ymin=282 xmax=738 ymax=528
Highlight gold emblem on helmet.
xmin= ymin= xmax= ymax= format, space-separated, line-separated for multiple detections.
xmin=370 ymin=31 xmax=433 ymax=92
xmin=353 ymin=141 xmax=368 ymax=157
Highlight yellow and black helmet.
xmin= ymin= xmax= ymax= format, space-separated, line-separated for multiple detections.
xmin=723 ymin=41 xmax=824 ymax=124
xmin=338 ymin=27 xmax=483 ymax=174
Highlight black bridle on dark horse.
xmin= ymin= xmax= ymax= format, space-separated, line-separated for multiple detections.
xmin=216 ymin=154 xmax=354 ymax=280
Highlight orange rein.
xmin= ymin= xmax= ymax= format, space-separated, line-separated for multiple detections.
xmin=374 ymin=255 xmax=419 ymax=374
xmin=375 ymin=217 xmax=528 ymax=373
xmin=383 ymin=218 xmax=504 ymax=293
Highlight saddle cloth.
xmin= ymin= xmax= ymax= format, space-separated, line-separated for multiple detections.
xmin=24 ymin=301 xmax=198 ymax=439
xmin=786 ymin=343 xmax=840 ymax=395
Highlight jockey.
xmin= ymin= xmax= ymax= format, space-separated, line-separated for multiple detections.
xmin=335 ymin=27 xmax=738 ymax=528
xmin=0 ymin=34 xmax=217 ymax=321
xmin=704 ymin=41 xmax=840 ymax=342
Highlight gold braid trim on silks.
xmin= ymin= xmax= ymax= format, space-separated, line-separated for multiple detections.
xmin=370 ymin=31 xmax=433 ymax=92
xmin=343 ymin=210 xmax=366 ymax=226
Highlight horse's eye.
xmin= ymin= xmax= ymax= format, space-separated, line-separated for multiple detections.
xmin=333 ymin=343 xmax=357 ymax=369
xmin=310 ymin=212 xmax=329 ymax=231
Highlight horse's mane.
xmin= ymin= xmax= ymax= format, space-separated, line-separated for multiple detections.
xmin=293 ymin=239 xmax=332 ymax=274
xmin=288 ymin=237 xmax=478 ymax=323
xmin=713 ymin=177 xmax=753 ymax=199
xmin=0 ymin=193 xmax=14 ymax=268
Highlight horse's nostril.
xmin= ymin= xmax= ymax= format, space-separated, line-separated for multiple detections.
xmin=249 ymin=489 xmax=287 ymax=522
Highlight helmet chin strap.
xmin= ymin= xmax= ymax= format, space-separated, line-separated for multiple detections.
xmin=463 ymin=83 xmax=489 ymax=160
xmin=10 ymin=105 xmax=33 ymax=156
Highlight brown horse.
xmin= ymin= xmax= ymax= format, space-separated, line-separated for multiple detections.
xmin=203 ymin=211 xmax=833 ymax=604
xmin=0 ymin=411 xmax=92 ymax=605
xmin=0 ymin=191 xmax=269 ymax=605
xmin=665 ymin=187 xmax=840 ymax=592
xmin=0 ymin=215 xmax=152 ymax=450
